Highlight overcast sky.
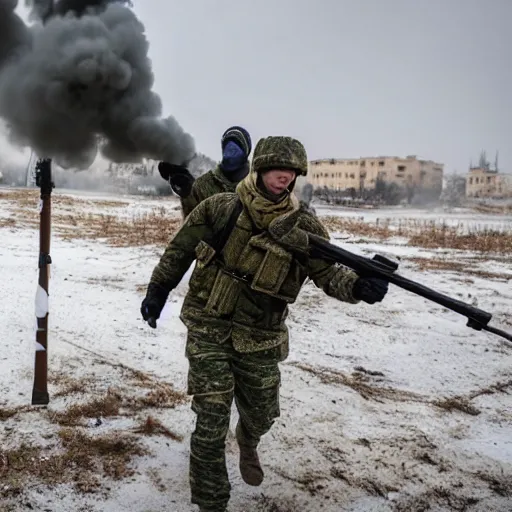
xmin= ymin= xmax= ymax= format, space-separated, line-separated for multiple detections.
xmin=9 ymin=0 xmax=512 ymax=173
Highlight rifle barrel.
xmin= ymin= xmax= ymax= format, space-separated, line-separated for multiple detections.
xmin=308 ymin=233 xmax=512 ymax=342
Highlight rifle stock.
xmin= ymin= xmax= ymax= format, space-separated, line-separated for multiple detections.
xmin=308 ymin=233 xmax=512 ymax=343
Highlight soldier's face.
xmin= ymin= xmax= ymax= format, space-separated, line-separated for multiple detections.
xmin=261 ymin=169 xmax=296 ymax=195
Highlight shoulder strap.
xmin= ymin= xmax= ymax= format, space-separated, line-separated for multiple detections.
xmin=210 ymin=198 xmax=243 ymax=255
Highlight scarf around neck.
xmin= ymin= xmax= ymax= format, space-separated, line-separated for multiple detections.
xmin=236 ymin=172 xmax=298 ymax=230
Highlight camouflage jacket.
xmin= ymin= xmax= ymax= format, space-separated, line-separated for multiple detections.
xmin=180 ymin=165 xmax=237 ymax=217
xmin=150 ymin=193 xmax=360 ymax=359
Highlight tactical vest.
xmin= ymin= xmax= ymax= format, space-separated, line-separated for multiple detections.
xmin=181 ymin=200 xmax=311 ymax=354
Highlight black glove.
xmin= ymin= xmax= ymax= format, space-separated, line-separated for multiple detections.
xmin=352 ymin=277 xmax=388 ymax=304
xmin=140 ymin=284 xmax=169 ymax=328
xmin=158 ymin=162 xmax=195 ymax=198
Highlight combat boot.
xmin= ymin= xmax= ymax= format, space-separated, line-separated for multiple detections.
xmin=235 ymin=421 xmax=264 ymax=486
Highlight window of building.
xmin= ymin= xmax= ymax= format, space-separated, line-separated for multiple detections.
xmin=397 ymin=165 xmax=406 ymax=171
xmin=360 ymin=160 xmax=366 ymax=167
xmin=469 ymin=178 xmax=473 ymax=184
xmin=378 ymin=161 xmax=385 ymax=166
xmin=350 ymin=173 xmax=355 ymax=179
xmin=329 ymin=159 xmax=336 ymax=165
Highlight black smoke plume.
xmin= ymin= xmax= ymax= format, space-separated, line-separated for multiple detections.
xmin=0 ymin=0 xmax=195 ymax=169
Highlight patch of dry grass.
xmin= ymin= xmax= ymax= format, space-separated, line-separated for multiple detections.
xmin=50 ymin=382 xmax=187 ymax=427
xmin=321 ymin=216 xmax=512 ymax=254
xmin=0 ymin=405 xmax=33 ymax=422
xmin=432 ymin=379 xmax=512 ymax=417
xmin=0 ymin=217 xmax=16 ymax=228
xmin=0 ymin=189 xmax=127 ymax=209
xmin=407 ymin=257 xmax=511 ymax=280
xmin=1 ymin=189 xmax=178 ymax=246
xmin=473 ymin=203 xmax=512 ymax=215
xmin=408 ymin=228 xmax=512 ymax=253
xmin=322 ymin=216 xmax=393 ymax=238
xmin=11 ymin=207 xmax=181 ymax=246
xmin=0 ymin=429 xmax=147 ymax=497
xmin=133 ymin=415 xmax=183 ymax=441
xmin=291 ymin=362 xmax=425 ymax=404
xmin=51 ymin=392 xmax=122 ymax=426
xmin=3 ymin=189 xmax=511 ymax=253
xmin=432 ymin=397 xmax=481 ymax=416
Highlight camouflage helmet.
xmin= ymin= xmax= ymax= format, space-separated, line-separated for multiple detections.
xmin=251 ymin=136 xmax=308 ymax=177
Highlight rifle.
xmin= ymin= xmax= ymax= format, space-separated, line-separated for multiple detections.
xmin=308 ymin=233 xmax=512 ymax=343
xmin=32 ymin=158 xmax=54 ymax=405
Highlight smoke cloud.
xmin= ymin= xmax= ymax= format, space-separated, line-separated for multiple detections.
xmin=0 ymin=0 xmax=195 ymax=169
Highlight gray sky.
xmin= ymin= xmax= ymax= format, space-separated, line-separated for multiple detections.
xmin=9 ymin=0 xmax=512 ymax=173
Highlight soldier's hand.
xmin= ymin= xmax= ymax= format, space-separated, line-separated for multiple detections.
xmin=158 ymin=161 xmax=186 ymax=180
xmin=140 ymin=297 xmax=163 ymax=328
xmin=140 ymin=284 xmax=169 ymax=328
xmin=352 ymin=277 xmax=389 ymax=304
xmin=268 ymin=209 xmax=308 ymax=252
xmin=158 ymin=162 xmax=195 ymax=198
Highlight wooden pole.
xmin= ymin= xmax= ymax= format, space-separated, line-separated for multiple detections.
xmin=31 ymin=158 xmax=53 ymax=405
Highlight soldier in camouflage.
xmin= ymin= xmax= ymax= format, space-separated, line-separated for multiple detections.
xmin=141 ymin=136 xmax=388 ymax=511
xmin=158 ymin=126 xmax=252 ymax=218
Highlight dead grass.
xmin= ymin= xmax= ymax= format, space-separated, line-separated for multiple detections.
xmin=432 ymin=379 xmax=512 ymax=417
xmin=473 ymin=203 xmax=512 ymax=215
xmin=475 ymin=470 xmax=512 ymax=497
xmin=0 ymin=405 xmax=33 ymax=421
xmin=322 ymin=216 xmax=393 ymax=238
xmin=251 ymin=495 xmax=297 ymax=512
xmin=291 ymin=362 xmax=425 ymax=403
xmin=50 ymin=382 xmax=187 ymax=427
xmin=392 ymin=489 xmax=480 ymax=512
xmin=0 ymin=428 xmax=146 ymax=497
xmin=0 ymin=189 xmax=127 ymax=209
xmin=49 ymin=374 xmax=89 ymax=398
xmin=407 ymin=257 xmax=512 ymax=280
xmin=126 ymin=385 xmax=187 ymax=410
xmin=1 ymin=189 xmax=178 ymax=247
xmin=0 ymin=217 xmax=16 ymax=228
xmin=431 ymin=397 xmax=481 ymax=416
xmin=331 ymin=466 xmax=398 ymax=498
xmin=3 ymin=189 xmax=511 ymax=253
xmin=51 ymin=392 xmax=122 ymax=426
xmin=320 ymin=216 xmax=512 ymax=254
xmin=133 ymin=415 xmax=183 ymax=441
xmin=409 ymin=228 xmax=512 ymax=253
xmin=11 ymin=207 xmax=181 ymax=246
xmin=294 ymin=363 xmax=512 ymax=419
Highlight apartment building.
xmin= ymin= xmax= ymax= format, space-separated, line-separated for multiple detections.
xmin=308 ymin=155 xmax=444 ymax=193
xmin=466 ymin=167 xmax=512 ymax=198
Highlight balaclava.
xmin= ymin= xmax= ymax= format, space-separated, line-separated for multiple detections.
xmin=220 ymin=126 xmax=252 ymax=181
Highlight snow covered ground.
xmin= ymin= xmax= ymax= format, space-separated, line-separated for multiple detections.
xmin=1 ymin=187 xmax=511 ymax=512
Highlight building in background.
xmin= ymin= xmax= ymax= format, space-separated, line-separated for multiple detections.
xmin=466 ymin=168 xmax=512 ymax=198
xmin=308 ymin=155 xmax=444 ymax=197
xmin=308 ymin=155 xmax=444 ymax=203
xmin=465 ymin=151 xmax=512 ymax=199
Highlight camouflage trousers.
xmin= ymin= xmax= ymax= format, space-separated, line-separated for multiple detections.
xmin=186 ymin=330 xmax=281 ymax=510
